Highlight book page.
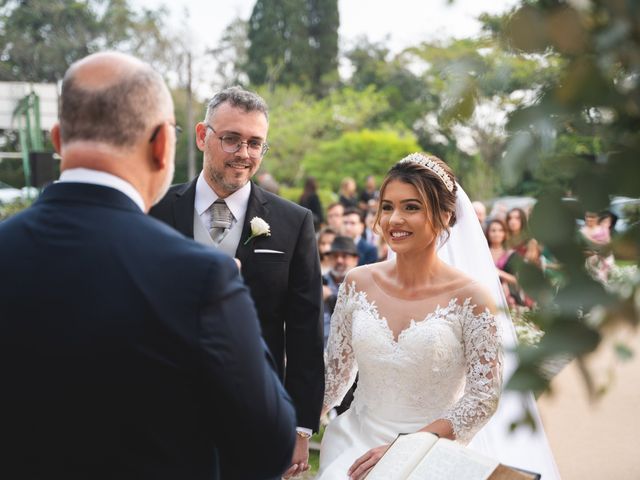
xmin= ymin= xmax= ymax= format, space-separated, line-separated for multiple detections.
xmin=366 ymin=432 xmax=439 ymax=480
xmin=407 ymin=439 xmax=499 ymax=480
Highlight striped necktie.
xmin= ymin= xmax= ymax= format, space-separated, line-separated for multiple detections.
xmin=209 ymin=199 xmax=233 ymax=244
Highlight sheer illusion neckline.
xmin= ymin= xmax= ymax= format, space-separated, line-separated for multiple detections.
xmin=367 ymin=265 xmax=477 ymax=303
xmin=352 ymin=284 xmax=465 ymax=344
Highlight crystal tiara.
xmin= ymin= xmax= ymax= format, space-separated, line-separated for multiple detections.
xmin=398 ymin=153 xmax=455 ymax=193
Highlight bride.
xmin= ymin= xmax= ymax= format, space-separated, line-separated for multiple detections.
xmin=318 ymin=153 xmax=560 ymax=480
xmin=318 ymin=153 xmax=504 ymax=479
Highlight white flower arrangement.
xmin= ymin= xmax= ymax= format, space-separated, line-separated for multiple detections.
xmin=511 ymin=305 xmax=545 ymax=346
xmin=244 ymin=217 xmax=271 ymax=245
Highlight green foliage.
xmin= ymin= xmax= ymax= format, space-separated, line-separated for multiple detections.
xmin=302 ymin=129 xmax=421 ymax=191
xmin=345 ymin=38 xmax=433 ymax=129
xmin=260 ymin=85 xmax=390 ymax=185
xmin=171 ymin=88 xmax=207 ymax=184
xmin=278 ymin=186 xmax=337 ymax=212
xmin=0 ymin=0 xmax=173 ymax=82
xmin=246 ymin=0 xmax=339 ymax=96
xmin=0 ymin=159 xmax=28 ymax=189
xmin=207 ymin=18 xmax=250 ymax=87
xmin=496 ymin=0 xmax=640 ymax=399
xmin=0 ymin=198 xmax=33 ymax=221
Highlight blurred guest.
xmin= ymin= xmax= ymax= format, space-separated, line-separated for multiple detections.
xmin=504 ymin=208 xmax=540 ymax=307
xmin=472 ymin=200 xmax=487 ymax=228
xmin=506 ymin=207 xmax=531 ymax=255
xmin=486 ymin=219 xmax=523 ymax=306
xmin=342 ymin=207 xmax=378 ymax=265
xmin=317 ymin=227 xmax=337 ymax=275
xmin=581 ymin=211 xmax=616 ymax=283
xmin=358 ymin=175 xmax=379 ymax=211
xmin=598 ymin=210 xmax=618 ymax=238
xmin=321 ymin=236 xmax=359 ymax=347
xmin=257 ymin=171 xmax=280 ymax=195
xmin=338 ymin=177 xmax=358 ymax=209
xmin=299 ymin=176 xmax=324 ymax=231
xmin=363 ymin=200 xmax=379 ymax=245
xmin=326 ymin=202 xmax=344 ymax=233
xmin=581 ymin=211 xmax=609 ymax=246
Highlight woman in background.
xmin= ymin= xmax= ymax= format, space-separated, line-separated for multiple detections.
xmin=486 ymin=218 xmax=519 ymax=306
xmin=338 ymin=177 xmax=358 ymax=209
xmin=299 ymin=177 xmax=324 ymax=230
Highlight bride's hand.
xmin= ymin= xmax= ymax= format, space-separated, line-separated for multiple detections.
xmin=347 ymin=444 xmax=390 ymax=480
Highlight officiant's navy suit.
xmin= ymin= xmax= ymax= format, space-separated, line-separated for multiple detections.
xmin=0 ymin=182 xmax=296 ymax=480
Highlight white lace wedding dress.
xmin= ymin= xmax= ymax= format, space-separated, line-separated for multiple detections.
xmin=317 ymin=271 xmax=503 ymax=479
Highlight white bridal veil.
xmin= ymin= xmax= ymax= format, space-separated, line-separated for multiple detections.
xmin=438 ymin=184 xmax=561 ymax=480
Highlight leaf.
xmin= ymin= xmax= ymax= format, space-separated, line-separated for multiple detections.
xmin=555 ymin=274 xmax=614 ymax=313
xmin=505 ymin=6 xmax=549 ymax=53
xmin=614 ymin=343 xmax=634 ymax=362
xmin=537 ymin=319 xmax=601 ymax=357
xmin=506 ymin=367 xmax=549 ymax=392
xmin=529 ymin=193 xmax=577 ymax=249
xmin=573 ymin=169 xmax=612 ymax=213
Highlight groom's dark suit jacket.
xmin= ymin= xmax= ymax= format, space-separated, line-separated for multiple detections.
xmin=150 ymin=179 xmax=324 ymax=431
xmin=0 ymin=182 xmax=296 ymax=480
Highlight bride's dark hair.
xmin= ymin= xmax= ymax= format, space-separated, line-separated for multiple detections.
xmin=375 ymin=153 xmax=458 ymax=243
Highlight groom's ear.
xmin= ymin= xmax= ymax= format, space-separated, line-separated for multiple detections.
xmin=195 ymin=122 xmax=207 ymax=152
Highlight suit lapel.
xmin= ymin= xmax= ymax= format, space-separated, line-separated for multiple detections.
xmin=236 ymin=182 xmax=269 ymax=262
xmin=172 ymin=178 xmax=198 ymax=238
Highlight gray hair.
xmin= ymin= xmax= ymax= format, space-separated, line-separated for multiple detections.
xmin=60 ymin=67 xmax=166 ymax=147
xmin=205 ymin=86 xmax=269 ymax=122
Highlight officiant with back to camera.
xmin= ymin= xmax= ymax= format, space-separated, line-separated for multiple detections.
xmin=0 ymin=51 xmax=296 ymax=480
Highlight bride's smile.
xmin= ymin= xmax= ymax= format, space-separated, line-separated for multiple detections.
xmin=379 ymin=180 xmax=438 ymax=253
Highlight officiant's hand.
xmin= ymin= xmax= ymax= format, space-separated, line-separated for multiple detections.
xmin=282 ymin=436 xmax=309 ymax=478
xmin=348 ymin=444 xmax=390 ymax=480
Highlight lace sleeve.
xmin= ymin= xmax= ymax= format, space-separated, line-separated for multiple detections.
xmin=442 ymin=302 xmax=503 ymax=444
xmin=323 ymin=281 xmax=359 ymax=410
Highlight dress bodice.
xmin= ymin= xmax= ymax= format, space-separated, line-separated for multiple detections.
xmin=324 ymin=281 xmax=503 ymax=444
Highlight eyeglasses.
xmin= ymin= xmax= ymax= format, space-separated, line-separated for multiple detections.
xmin=205 ymin=124 xmax=269 ymax=158
xmin=149 ymin=122 xmax=183 ymax=143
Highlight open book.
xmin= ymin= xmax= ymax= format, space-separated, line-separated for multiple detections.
xmin=364 ymin=432 xmax=540 ymax=480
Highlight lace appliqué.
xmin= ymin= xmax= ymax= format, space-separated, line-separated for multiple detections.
xmin=323 ymin=281 xmax=371 ymax=410
xmin=323 ymin=282 xmax=503 ymax=445
xmin=441 ymin=299 xmax=503 ymax=444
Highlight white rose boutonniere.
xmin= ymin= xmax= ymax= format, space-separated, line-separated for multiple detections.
xmin=244 ymin=217 xmax=271 ymax=245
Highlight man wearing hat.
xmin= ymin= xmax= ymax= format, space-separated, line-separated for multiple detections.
xmin=322 ymin=236 xmax=359 ymax=347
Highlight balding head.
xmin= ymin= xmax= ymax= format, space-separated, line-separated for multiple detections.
xmin=59 ymin=52 xmax=173 ymax=148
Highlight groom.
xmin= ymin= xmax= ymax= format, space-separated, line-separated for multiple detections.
xmin=150 ymin=86 xmax=324 ymax=477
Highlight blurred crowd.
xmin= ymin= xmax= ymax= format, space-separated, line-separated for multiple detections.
xmin=477 ymin=201 xmax=618 ymax=308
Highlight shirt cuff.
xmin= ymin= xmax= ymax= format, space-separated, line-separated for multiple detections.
xmin=296 ymin=426 xmax=313 ymax=437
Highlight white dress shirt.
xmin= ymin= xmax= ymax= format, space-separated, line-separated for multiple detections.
xmin=58 ymin=168 xmax=146 ymax=212
xmin=194 ymin=172 xmax=251 ymax=258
